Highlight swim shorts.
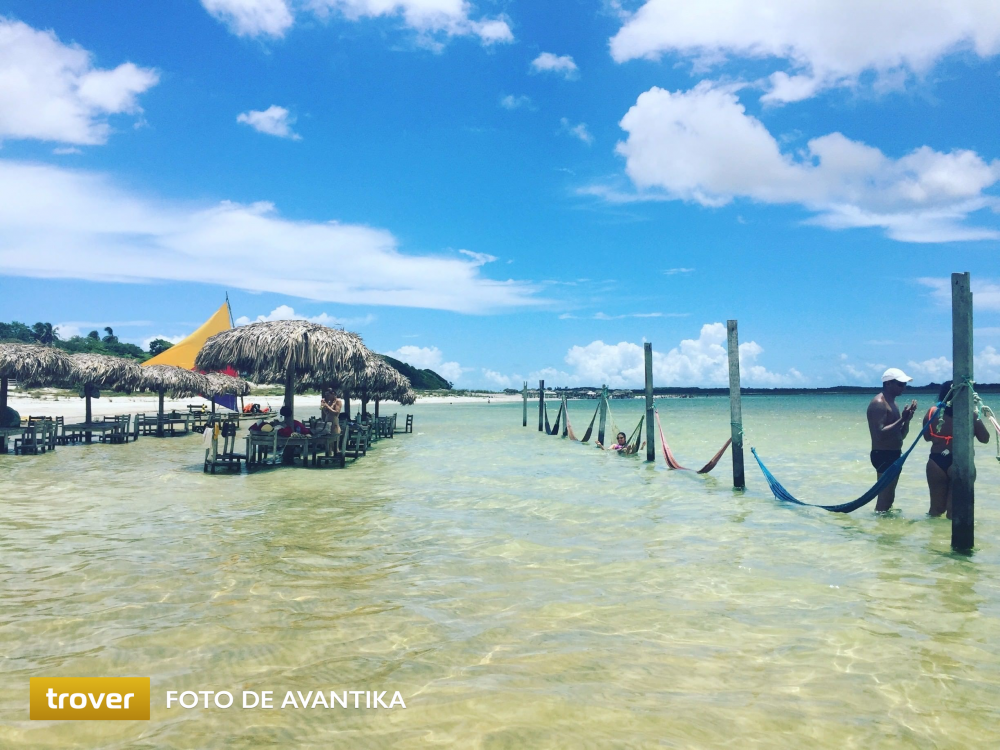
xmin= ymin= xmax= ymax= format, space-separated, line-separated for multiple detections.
xmin=870 ymin=449 xmax=902 ymax=474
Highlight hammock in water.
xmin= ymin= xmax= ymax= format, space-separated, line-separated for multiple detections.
xmin=604 ymin=402 xmax=645 ymax=455
xmin=565 ymin=400 xmax=600 ymax=442
xmin=751 ymin=419 xmax=932 ymax=514
xmin=543 ymin=401 xmax=563 ymax=436
xmin=653 ymin=408 xmax=731 ymax=474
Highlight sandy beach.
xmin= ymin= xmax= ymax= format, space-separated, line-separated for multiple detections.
xmin=5 ymin=390 xmax=522 ymax=420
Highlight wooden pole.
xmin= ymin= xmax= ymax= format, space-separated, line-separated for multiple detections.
xmin=157 ymin=390 xmax=165 ymax=437
xmin=951 ymin=272 xmax=975 ymax=552
xmin=562 ymin=393 xmax=569 ymax=437
xmin=283 ymin=363 xmax=295 ymax=429
xmin=644 ymin=343 xmax=655 ymax=462
xmin=375 ymin=398 xmax=380 ymax=419
xmin=85 ymin=388 xmax=93 ymax=443
xmin=0 ymin=376 xmax=7 ymax=420
xmin=598 ymin=385 xmax=608 ymax=446
xmin=522 ymin=381 xmax=527 ymax=427
xmin=727 ymin=320 xmax=746 ymax=490
xmin=538 ymin=379 xmax=545 ymax=432
xmin=343 ymin=390 xmax=351 ymax=421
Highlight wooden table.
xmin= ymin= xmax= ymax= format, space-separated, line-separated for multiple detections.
xmin=0 ymin=426 xmax=29 ymax=454
xmin=245 ymin=432 xmax=343 ymax=470
xmin=63 ymin=421 xmax=124 ymax=444
xmin=139 ymin=416 xmax=192 ymax=437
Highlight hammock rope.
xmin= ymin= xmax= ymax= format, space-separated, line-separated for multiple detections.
xmin=654 ymin=408 xmax=731 ymax=474
xmin=751 ymin=396 xmax=953 ymax=513
xmin=577 ymin=401 xmax=600 ymax=443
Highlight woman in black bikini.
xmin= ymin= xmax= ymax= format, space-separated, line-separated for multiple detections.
xmin=923 ymin=380 xmax=990 ymax=517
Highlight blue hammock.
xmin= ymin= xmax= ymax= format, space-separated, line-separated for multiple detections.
xmin=751 ymin=410 xmax=934 ymax=514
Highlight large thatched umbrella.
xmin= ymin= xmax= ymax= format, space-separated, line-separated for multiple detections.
xmin=195 ymin=320 xmax=367 ymax=430
xmin=0 ymin=343 xmax=74 ymax=425
xmin=363 ymin=358 xmax=412 ymax=418
xmin=69 ymin=353 xmax=143 ymax=425
xmin=202 ymin=372 xmax=251 ymax=415
xmin=139 ymin=365 xmax=210 ymax=435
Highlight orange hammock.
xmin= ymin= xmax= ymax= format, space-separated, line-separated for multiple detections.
xmin=654 ymin=408 xmax=731 ymax=474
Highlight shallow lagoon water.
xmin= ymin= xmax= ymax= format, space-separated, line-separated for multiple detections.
xmin=2 ymin=395 xmax=1000 ymax=748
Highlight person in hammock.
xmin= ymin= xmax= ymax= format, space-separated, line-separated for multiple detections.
xmin=923 ymin=380 xmax=991 ymax=518
xmin=867 ymin=368 xmax=918 ymax=511
xmin=596 ymin=431 xmax=645 ymax=455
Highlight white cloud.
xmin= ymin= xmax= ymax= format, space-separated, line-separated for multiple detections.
xmin=592 ymin=311 xmax=665 ymax=320
xmin=611 ymin=83 xmax=1000 ymax=242
xmin=482 ymin=368 xmax=516 ymax=388
xmin=0 ymin=159 xmax=541 ymax=313
xmin=383 ymin=345 xmax=463 ymax=382
xmin=559 ymin=118 xmax=593 ymax=145
xmin=907 ymin=346 xmax=1000 ymax=382
xmin=531 ymin=52 xmax=578 ymax=79
xmin=233 ymin=304 xmax=375 ymax=328
xmin=309 ymin=1 xmax=513 ymax=47
xmin=664 ymin=267 xmax=694 ymax=275
xmin=499 ymin=93 xmax=532 ymax=110
xmin=0 ymin=18 xmax=158 ymax=144
xmin=202 ymin=0 xmax=294 ymax=38
xmin=917 ymin=277 xmax=1000 ymax=311
xmin=458 ymin=249 xmax=497 ymax=265
xmin=53 ymin=320 xmax=152 ymax=340
xmin=531 ymin=323 xmax=803 ymax=388
xmin=609 ymin=1 xmax=1000 ymax=102
xmin=237 ymin=105 xmax=300 ymax=139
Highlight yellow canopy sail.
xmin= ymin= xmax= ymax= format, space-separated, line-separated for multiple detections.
xmin=142 ymin=302 xmax=231 ymax=369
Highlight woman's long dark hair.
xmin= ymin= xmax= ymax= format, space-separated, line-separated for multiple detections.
xmin=938 ymin=380 xmax=953 ymax=416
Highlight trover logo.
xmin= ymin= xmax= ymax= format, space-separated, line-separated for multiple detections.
xmin=30 ymin=678 xmax=150 ymax=720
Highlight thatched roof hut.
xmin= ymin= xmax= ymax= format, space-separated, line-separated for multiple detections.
xmin=66 ymin=353 xmax=144 ymax=424
xmin=195 ymin=320 xmax=367 ymax=426
xmin=69 ymin=353 xmax=144 ymax=392
xmin=0 ymin=343 xmax=74 ymax=387
xmin=0 ymin=343 xmax=75 ymax=420
xmin=202 ymin=372 xmax=251 ymax=398
xmin=139 ymin=365 xmax=209 ymax=399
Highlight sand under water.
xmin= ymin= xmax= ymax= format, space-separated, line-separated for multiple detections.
xmin=2 ymin=395 xmax=999 ymax=748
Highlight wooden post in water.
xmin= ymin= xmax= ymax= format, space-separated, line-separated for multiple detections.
xmin=538 ymin=379 xmax=545 ymax=432
xmin=951 ymin=272 xmax=975 ymax=552
xmin=598 ymin=385 xmax=608 ymax=446
xmin=562 ymin=393 xmax=569 ymax=437
xmin=727 ymin=320 xmax=746 ymax=490
xmin=522 ymin=381 xmax=528 ymax=426
xmin=157 ymin=390 xmax=165 ymax=438
xmin=644 ymin=343 xmax=655 ymax=462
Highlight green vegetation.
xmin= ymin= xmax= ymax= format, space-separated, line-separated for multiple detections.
xmin=380 ymin=355 xmax=451 ymax=390
xmin=1 ymin=321 xmax=150 ymax=360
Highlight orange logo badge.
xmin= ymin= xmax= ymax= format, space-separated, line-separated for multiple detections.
xmin=30 ymin=678 xmax=150 ymax=720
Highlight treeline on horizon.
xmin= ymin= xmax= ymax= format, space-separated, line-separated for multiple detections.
xmin=510 ymin=384 xmax=1000 ymax=396
xmin=0 ymin=320 xmax=175 ymax=362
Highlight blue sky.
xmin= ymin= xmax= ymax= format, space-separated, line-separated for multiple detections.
xmin=1 ymin=0 xmax=1000 ymax=388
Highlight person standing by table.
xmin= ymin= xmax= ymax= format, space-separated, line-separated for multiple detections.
xmin=320 ymin=389 xmax=342 ymax=456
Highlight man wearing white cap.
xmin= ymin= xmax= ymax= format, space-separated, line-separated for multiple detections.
xmin=866 ymin=368 xmax=918 ymax=511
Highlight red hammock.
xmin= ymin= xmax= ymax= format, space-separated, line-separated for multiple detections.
xmin=655 ymin=409 xmax=731 ymax=474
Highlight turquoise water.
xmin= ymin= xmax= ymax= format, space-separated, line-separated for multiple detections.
xmin=2 ymin=395 xmax=1000 ymax=748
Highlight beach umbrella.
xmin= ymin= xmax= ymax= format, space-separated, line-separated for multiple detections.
xmin=139 ymin=365 xmax=210 ymax=435
xmin=0 ymin=343 xmax=74 ymax=425
xmin=68 ymin=353 xmax=143 ymax=425
xmin=202 ymin=371 xmax=251 ymax=414
xmin=194 ymin=320 xmax=367 ymax=430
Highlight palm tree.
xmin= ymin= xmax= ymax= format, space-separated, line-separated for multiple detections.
xmin=31 ymin=322 xmax=56 ymax=346
xmin=102 ymin=326 xmax=118 ymax=344
xmin=87 ymin=330 xmax=100 ymax=340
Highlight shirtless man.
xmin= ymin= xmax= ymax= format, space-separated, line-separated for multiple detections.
xmin=867 ymin=368 xmax=918 ymax=511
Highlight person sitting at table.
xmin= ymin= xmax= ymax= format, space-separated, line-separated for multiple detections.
xmin=277 ymin=406 xmax=310 ymax=437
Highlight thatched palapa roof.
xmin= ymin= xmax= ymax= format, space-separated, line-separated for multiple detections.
xmin=202 ymin=371 xmax=251 ymax=398
xmin=195 ymin=320 xmax=368 ymax=385
xmin=0 ymin=343 xmax=74 ymax=387
xmin=69 ymin=353 xmax=143 ymax=393
xmin=139 ymin=365 xmax=210 ymax=398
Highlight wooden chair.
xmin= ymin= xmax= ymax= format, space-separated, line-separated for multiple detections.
xmin=13 ymin=425 xmax=40 ymax=454
xmin=400 ymin=414 xmax=414 ymax=434
xmin=204 ymin=422 xmax=244 ymax=474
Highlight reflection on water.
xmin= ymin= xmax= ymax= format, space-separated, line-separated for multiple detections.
xmin=2 ymin=395 xmax=1000 ymax=748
